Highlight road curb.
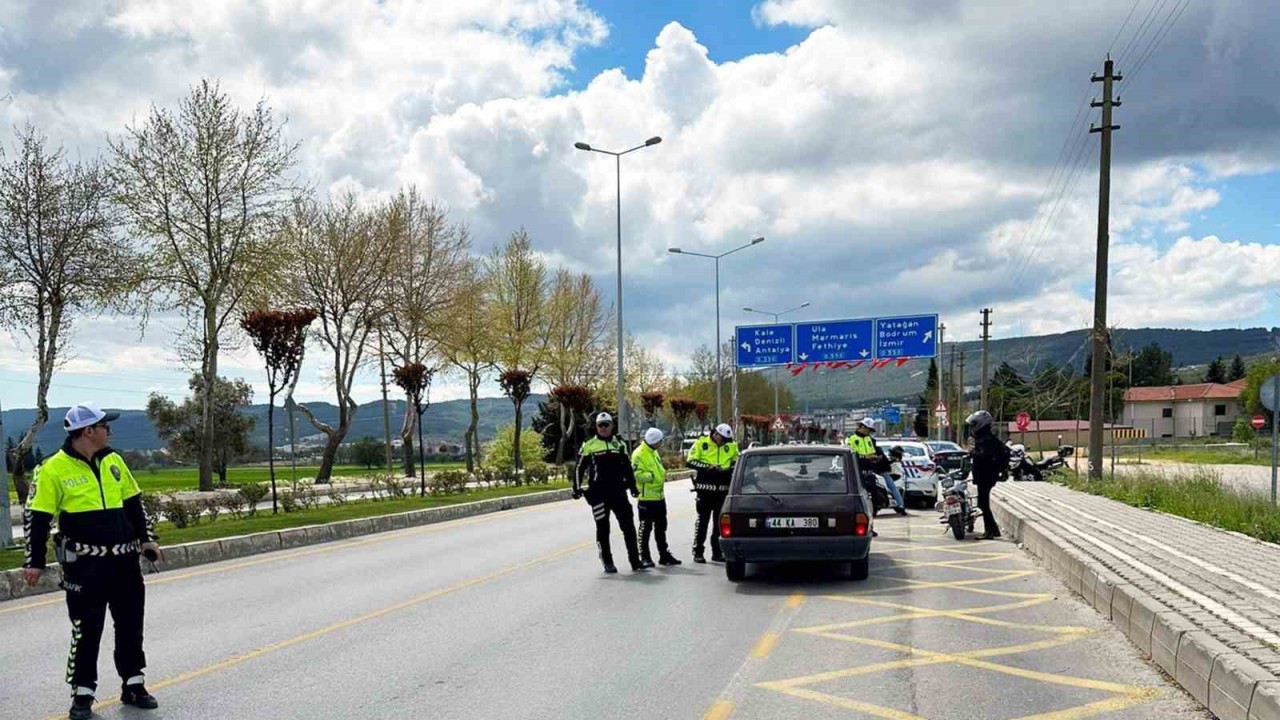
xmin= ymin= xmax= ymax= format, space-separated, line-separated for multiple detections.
xmin=992 ymin=494 xmax=1280 ymax=719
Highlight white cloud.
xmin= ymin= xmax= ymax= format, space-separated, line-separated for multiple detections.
xmin=2 ymin=0 xmax=1279 ymax=412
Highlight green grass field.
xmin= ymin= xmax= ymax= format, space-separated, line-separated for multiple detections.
xmin=8 ymin=461 xmax=468 ymax=501
xmin=1 ymin=481 xmax=567 ymax=571
xmin=1057 ymin=468 xmax=1280 ymax=544
xmin=1137 ymin=446 xmax=1272 ymax=467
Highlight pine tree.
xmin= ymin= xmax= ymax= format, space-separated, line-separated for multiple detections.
xmin=1203 ymin=356 xmax=1227 ymax=384
xmin=1228 ymin=355 xmax=1247 ymax=382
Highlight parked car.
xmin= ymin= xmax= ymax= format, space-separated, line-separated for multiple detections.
xmin=925 ymin=440 xmax=969 ymax=475
xmin=883 ymin=440 xmax=941 ymax=509
xmin=718 ymin=445 xmax=874 ymax=582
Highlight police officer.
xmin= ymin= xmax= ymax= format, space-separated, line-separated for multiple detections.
xmin=847 ymin=418 xmax=908 ymax=515
xmin=966 ymin=410 xmax=1010 ymax=539
xmin=23 ymin=402 xmax=162 ymax=720
xmin=574 ymin=412 xmax=644 ymax=574
xmin=633 ymin=427 xmax=680 ymax=568
xmin=686 ymin=423 xmax=738 ymax=564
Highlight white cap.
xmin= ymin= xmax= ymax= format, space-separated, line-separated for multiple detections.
xmin=64 ymin=402 xmax=120 ymax=432
xmin=714 ymin=423 xmax=734 ymax=439
xmin=644 ymin=428 xmax=664 ymax=445
xmin=595 ymin=412 xmax=613 ymax=425
xmin=859 ymin=417 xmax=877 ymax=430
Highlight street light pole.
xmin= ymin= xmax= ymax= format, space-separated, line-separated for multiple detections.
xmin=743 ymin=301 xmax=811 ymax=424
xmin=669 ymin=237 xmax=765 ymax=423
xmin=575 ymin=136 xmax=662 ymax=439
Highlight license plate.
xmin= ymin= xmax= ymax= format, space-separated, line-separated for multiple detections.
xmin=766 ymin=517 xmax=819 ymax=528
xmin=946 ymin=503 xmax=963 ymax=516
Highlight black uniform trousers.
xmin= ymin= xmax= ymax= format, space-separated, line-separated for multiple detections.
xmin=637 ymin=500 xmax=670 ymax=561
xmin=585 ymin=486 xmax=639 ymax=565
xmin=976 ymin=481 xmax=1000 ymax=536
xmin=62 ymin=554 xmax=147 ymax=692
xmin=693 ymin=491 xmax=727 ymax=558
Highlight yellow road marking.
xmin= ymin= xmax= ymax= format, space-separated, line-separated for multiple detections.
xmin=749 ymin=633 xmax=780 ymax=659
xmin=803 ymin=595 xmax=1091 ymax=635
xmin=702 ymin=700 xmax=734 ymax=720
xmin=785 ymin=592 xmax=805 ymax=609
xmin=1013 ymin=693 xmax=1162 ymax=720
xmin=2 ymin=501 xmax=565 ymax=617
xmin=37 ymin=540 xmax=593 ymax=720
xmin=762 ymin=686 xmax=928 ymax=720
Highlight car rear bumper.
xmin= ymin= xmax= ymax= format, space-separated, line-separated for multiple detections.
xmin=720 ymin=535 xmax=872 ymax=563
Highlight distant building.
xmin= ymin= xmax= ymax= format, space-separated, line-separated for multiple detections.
xmin=1122 ymin=379 xmax=1247 ymax=438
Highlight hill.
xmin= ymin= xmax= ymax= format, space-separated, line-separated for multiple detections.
xmin=776 ymin=326 xmax=1279 ymax=409
xmin=1 ymin=395 xmax=544 ymax=453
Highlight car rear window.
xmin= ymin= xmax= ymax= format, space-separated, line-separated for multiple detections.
xmin=890 ymin=445 xmax=928 ymax=457
xmin=739 ymin=454 xmax=849 ymax=495
xmin=927 ymin=442 xmax=963 ymax=453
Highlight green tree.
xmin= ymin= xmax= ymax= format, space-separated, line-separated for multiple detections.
xmin=1232 ymin=416 xmax=1256 ymax=444
xmin=1228 ymin=355 xmax=1248 ymax=382
xmin=111 ymin=80 xmax=297 ymax=491
xmin=485 ymin=424 xmax=547 ymax=479
xmin=1243 ymin=360 xmax=1280 ymax=419
xmin=1130 ymin=343 xmax=1175 ymax=387
xmin=146 ymin=375 xmax=256 ymax=486
xmin=1203 ymin=356 xmax=1227 ymax=384
xmin=350 ymin=436 xmax=384 ymax=470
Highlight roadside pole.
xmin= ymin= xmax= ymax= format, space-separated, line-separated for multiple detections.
xmin=1271 ymin=377 xmax=1279 ymax=504
xmin=0 ymin=398 xmax=12 ymax=546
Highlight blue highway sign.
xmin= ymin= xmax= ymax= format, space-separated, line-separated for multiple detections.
xmin=794 ymin=319 xmax=873 ymax=363
xmin=874 ymin=314 xmax=938 ymax=360
xmin=735 ymin=324 xmax=795 ymax=367
xmin=881 ymin=406 xmax=902 ymax=424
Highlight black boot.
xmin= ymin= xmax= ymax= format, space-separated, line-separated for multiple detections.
xmin=710 ymin=549 xmax=725 ymax=563
xmin=631 ymin=558 xmax=649 ymax=572
xmin=121 ymin=683 xmax=159 ymax=710
xmin=693 ymin=550 xmax=707 ymax=564
xmin=639 ymin=553 xmax=656 ymax=569
xmin=659 ymin=553 xmax=682 ymax=566
xmin=69 ymin=696 xmax=94 ymax=720
xmin=602 ymin=560 xmax=618 ymax=574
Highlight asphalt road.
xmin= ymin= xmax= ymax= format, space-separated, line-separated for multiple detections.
xmin=0 ymin=479 xmax=1208 ymax=720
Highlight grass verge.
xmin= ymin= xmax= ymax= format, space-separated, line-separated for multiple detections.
xmin=1136 ymin=447 xmax=1272 ymax=467
xmin=0 ymin=481 xmax=568 ymax=572
xmin=1056 ymin=469 xmax=1280 ymax=544
xmin=8 ymin=462 xmax=467 ymax=501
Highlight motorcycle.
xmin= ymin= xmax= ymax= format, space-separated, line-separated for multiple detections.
xmin=1039 ymin=445 xmax=1075 ymax=476
xmin=935 ymin=469 xmax=977 ymax=540
xmin=1008 ymin=444 xmax=1043 ymax=482
xmin=861 ymin=471 xmax=894 ymax=518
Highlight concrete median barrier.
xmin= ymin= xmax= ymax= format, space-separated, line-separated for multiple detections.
xmin=1210 ymin=653 xmax=1275 ymax=720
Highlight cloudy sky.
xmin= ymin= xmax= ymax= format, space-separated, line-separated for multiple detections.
xmin=1 ymin=0 xmax=1278 ymax=412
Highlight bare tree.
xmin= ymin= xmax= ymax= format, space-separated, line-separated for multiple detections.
xmin=543 ymin=268 xmax=608 ymax=464
xmin=0 ymin=125 xmax=135 ymax=503
xmin=392 ymin=362 xmax=433 ymax=493
xmin=110 ymin=79 xmax=297 ymax=491
xmin=379 ymin=189 xmax=470 ymax=475
xmin=485 ymin=229 xmax=548 ymax=473
xmin=280 ymin=193 xmax=395 ymax=481
xmin=439 ymin=261 xmax=495 ymax=473
xmin=241 ymin=307 xmax=317 ymax=513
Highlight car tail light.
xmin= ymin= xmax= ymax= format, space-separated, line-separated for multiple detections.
xmin=922 ymin=462 xmax=935 ymax=473
xmin=945 ymin=495 xmax=959 ymax=505
xmin=720 ymin=513 xmax=732 ymax=538
xmin=854 ymin=513 xmax=869 ymax=537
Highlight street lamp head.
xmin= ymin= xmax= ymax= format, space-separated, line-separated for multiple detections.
xmin=800 ymin=301 xmax=811 ymax=308
xmin=751 ymin=237 xmax=765 ymax=245
xmin=742 ymin=306 xmax=754 ymax=312
xmin=574 ymin=142 xmax=591 ymax=151
xmin=667 ymin=247 xmax=682 ymax=254
xmin=646 ymin=136 xmax=662 ymax=146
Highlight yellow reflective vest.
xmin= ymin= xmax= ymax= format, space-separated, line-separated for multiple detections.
xmin=631 ymin=443 xmax=667 ymax=501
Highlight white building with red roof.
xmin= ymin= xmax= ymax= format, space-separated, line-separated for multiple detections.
xmin=1121 ymin=379 xmax=1248 ymax=438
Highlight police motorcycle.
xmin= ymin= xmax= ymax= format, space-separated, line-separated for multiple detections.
xmin=934 ymin=469 xmax=978 ymax=540
xmin=1008 ymin=443 xmax=1075 ymax=481
xmin=853 ymin=452 xmax=899 ymax=518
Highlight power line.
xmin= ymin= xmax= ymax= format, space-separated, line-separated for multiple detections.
xmin=1108 ymin=0 xmax=1146 ymax=55
xmin=1117 ymin=0 xmax=1169 ymax=67
xmin=1123 ymin=0 xmax=1195 ymax=93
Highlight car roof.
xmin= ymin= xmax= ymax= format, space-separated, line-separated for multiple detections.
xmin=740 ymin=444 xmax=851 ymax=456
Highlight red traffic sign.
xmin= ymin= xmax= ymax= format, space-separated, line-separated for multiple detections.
xmin=1252 ymin=415 xmax=1267 ymax=430
xmin=771 ymin=416 xmax=786 ymax=432
xmin=1016 ymin=412 xmax=1031 ymax=432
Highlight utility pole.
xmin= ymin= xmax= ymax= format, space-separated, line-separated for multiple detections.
xmin=957 ymin=348 xmax=966 ymax=442
xmin=980 ymin=308 xmax=992 ymax=409
xmin=378 ymin=329 xmax=393 ymax=471
xmin=936 ymin=323 xmax=946 ymax=439
xmin=948 ymin=343 xmax=956 ymax=442
xmin=0 ymin=399 xmax=12 ymax=546
xmin=1088 ymin=56 xmax=1122 ymax=481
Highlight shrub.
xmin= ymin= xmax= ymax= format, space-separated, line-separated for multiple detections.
xmin=161 ymin=495 xmax=198 ymax=529
xmin=329 ymin=486 xmax=349 ymax=507
xmin=238 ymin=483 xmax=269 ymax=517
xmin=428 ymin=469 xmax=469 ymax=496
xmin=279 ymin=490 xmax=298 ymax=513
xmin=221 ymin=492 xmax=247 ymax=520
xmin=201 ymin=496 xmax=222 ymax=524
xmin=524 ymin=464 xmax=550 ymax=485
xmin=1233 ymin=416 xmax=1256 ymax=444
